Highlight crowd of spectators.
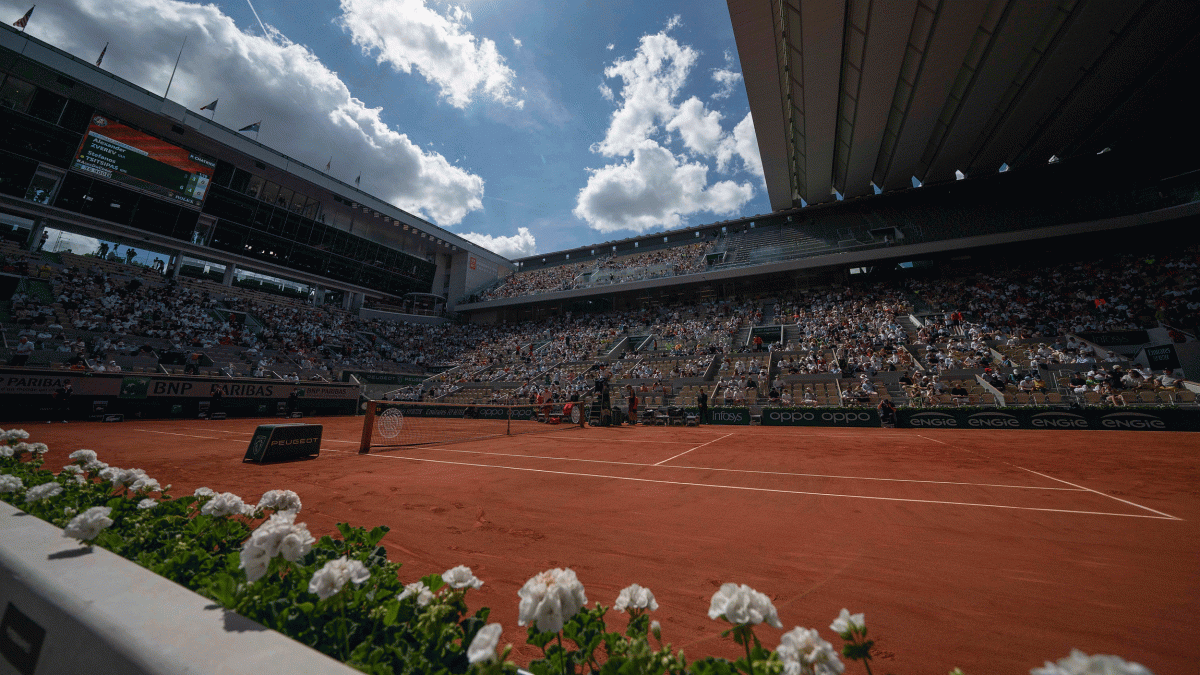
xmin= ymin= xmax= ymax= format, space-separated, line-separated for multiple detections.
xmin=479 ymin=241 xmax=715 ymax=301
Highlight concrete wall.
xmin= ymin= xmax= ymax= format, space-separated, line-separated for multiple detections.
xmin=0 ymin=500 xmax=357 ymax=675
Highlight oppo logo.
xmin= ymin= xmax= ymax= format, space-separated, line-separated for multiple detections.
xmin=768 ymin=411 xmax=816 ymax=423
xmin=479 ymin=408 xmax=506 ymax=416
xmin=909 ymin=412 xmax=958 ymax=427
xmin=822 ymin=411 xmax=872 ymax=423
xmin=1100 ymin=413 xmax=1167 ymax=430
xmin=967 ymin=413 xmax=1020 ymax=428
xmin=1031 ymin=412 xmax=1089 ymax=428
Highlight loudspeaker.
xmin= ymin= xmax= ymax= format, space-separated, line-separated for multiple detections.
xmin=244 ymin=424 xmax=322 ymax=463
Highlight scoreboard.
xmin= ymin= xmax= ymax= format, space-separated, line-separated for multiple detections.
xmin=72 ymin=116 xmax=216 ymax=208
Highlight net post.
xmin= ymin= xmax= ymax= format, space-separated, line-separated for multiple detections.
xmin=359 ymin=400 xmax=376 ymax=453
xmin=506 ymin=404 xmax=512 ymax=436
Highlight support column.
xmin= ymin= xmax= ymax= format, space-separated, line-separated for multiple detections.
xmin=342 ymin=292 xmax=352 ymax=311
xmin=27 ymin=219 xmax=47 ymax=252
xmin=170 ymin=252 xmax=185 ymax=278
xmin=221 ymin=264 xmax=237 ymax=287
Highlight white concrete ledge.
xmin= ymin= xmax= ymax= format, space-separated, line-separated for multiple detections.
xmin=0 ymin=500 xmax=358 ymax=675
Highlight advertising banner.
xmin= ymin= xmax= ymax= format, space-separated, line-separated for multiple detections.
xmin=1076 ymin=331 xmax=1150 ymax=347
xmin=897 ymin=407 xmax=1200 ymax=432
xmin=341 ymin=371 xmax=427 ymax=386
xmin=706 ymin=407 xmax=751 ymax=425
xmin=761 ymin=407 xmax=880 ymax=427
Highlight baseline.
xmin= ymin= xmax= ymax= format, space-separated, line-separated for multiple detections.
xmin=352 ymin=452 xmax=1176 ymax=520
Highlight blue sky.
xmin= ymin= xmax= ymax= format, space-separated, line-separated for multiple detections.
xmin=4 ymin=0 xmax=768 ymax=258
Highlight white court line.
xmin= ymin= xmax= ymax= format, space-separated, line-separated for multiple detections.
xmin=1013 ymin=466 xmax=1183 ymax=521
xmin=653 ymin=433 xmax=734 ymax=465
xmin=533 ymin=435 xmax=698 ymax=444
xmin=136 ymin=429 xmax=228 ymax=440
xmin=916 ymin=435 xmax=950 ymax=445
xmin=918 ymin=435 xmax=1183 ymax=521
xmin=387 ymin=444 xmax=1081 ymax=491
xmin=178 ymin=428 xmax=360 ymax=444
xmin=356 ymin=453 xmax=1177 ymax=520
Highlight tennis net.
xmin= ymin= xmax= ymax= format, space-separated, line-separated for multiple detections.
xmin=358 ymin=399 xmax=586 ymax=452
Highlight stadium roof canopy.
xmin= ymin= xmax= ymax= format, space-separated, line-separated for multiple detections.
xmin=729 ymin=0 xmax=1200 ymax=210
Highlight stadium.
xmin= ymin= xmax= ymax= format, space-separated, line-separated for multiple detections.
xmin=1 ymin=1 xmax=1199 ymax=674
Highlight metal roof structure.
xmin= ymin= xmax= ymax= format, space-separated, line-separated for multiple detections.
xmin=729 ymin=0 xmax=1200 ymax=210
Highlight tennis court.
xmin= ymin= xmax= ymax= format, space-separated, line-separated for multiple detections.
xmin=25 ymin=416 xmax=1200 ymax=673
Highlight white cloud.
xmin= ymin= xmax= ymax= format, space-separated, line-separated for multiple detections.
xmin=667 ymin=97 xmax=725 ymax=157
xmin=512 ymin=36 xmax=522 ymax=49
xmin=26 ymin=0 xmax=484 ymax=226
xmin=606 ymin=43 xmax=615 ymax=51
xmin=338 ymin=0 xmax=523 ymax=110
xmin=460 ymin=227 xmax=537 ymax=258
xmin=575 ymin=23 xmax=756 ymax=233
xmin=729 ymin=112 xmax=764 ymax=180
xmin=710 ymin=68 xmax=742 ymax=100
xmin=598 ymin=84 xmax=614 ymax=101
xmin=574 ymin=143 xmax=752 ymax=233
xmin=592 ymin=32 xmax=697 ymax=158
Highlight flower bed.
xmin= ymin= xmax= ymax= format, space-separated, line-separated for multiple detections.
xmin=0 ymin=429 xmax=1154 ymax=675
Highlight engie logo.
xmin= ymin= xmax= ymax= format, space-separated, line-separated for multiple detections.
xmin=1100 ymin=412 xmax=1167 ymax=430
xmin=967 ymin=412 xmax=1020 ymax=428
xmin=908 ymin=412 xmax=958 ymax=427
xmin=1031 ymin=412 xmax=1089 ymax=428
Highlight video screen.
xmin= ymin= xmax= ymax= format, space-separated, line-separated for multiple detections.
xmin=71 ymin=115 xmax=216 ymax=208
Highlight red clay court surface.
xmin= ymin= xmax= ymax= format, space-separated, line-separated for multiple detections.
xmin=17 ymin=416 xmax=1200 ymax=674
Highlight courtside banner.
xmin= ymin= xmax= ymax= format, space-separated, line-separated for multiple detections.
xmin=897 ymin=407 xmax=1200 ymax=431
xmin=706 ymin=407 xmax=751 ymax=425
xmin=381 ymin=405 xmax=536 ymax=421
xmin=761 ymin=408 xmax=880 ymax=427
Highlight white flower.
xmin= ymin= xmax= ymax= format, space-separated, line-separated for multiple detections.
xmin=398 ymin=581 xmax=435 ymax=607
xmin=1031 ymin=649 xmax=1153 ymax=675
xmin=0 ymin=445 xmax=11 ymax=458
xmin=63 ymin=506 xmax=113 ymax=542
xmin=777 ymin=627 xmax=844 ymax=675
xmin=69 ymin=449 xmax=98 ymax=464
xmin=0 ymin=474 xmax=23 ymax=493
xmin=137 ymin=498 xmax=158 ymax=510
xmin=194 ymin=487 xmax=216 ymax=498
xmin=829 ymin=609 xmax=864 ymax=636
xmin=2 ymin=429 xmax=30 ymax=442
xmin=200 ymin=492 xmax=253 ymax=517
xmin=467 ymin=623 xmax=503 ymax=664
xmin=13 ymin=442 xmax=48 ymax=455
xmin=707 ymin=583 xmax=782 ymax=628
xmin=84 ymin=460 xmax=108 ymax=472
xmin=517 ymin=567 xmax=588 ymax=634
xmin=60 ymin=464 xmax=83 ymax=476
xmin=308 ymin=556 xmax=370 ymax=600
xmin=442 ymin=565 xmax=484 ymax=590
xmin=24 ymin=482 xmax=63 ymax=503
xmin=128 ymin=476 xmax=161 ymax=494
xmin=614 ymin=583 xmax=658 ymax=612
xmin=100 ymin=467 xmax=147 ymax=488
xmin=240 ymin=511 xmax=315 ymax=582
xmin=256 ymin=489 xmax=302 ymax=513
xmin=650 ymin=620 xmax=662 ymax=638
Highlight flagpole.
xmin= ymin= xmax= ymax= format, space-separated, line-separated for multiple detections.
xmin=163 ymin=36 xmax=187 ymax=99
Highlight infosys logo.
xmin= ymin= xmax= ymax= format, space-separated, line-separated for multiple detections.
xmin=908 ymin=412 xmax=958 ymax=427
xmin=1031 ymin=412 xmax=1089 ymax=428
xmin=1100 ymin=412 xmax=1167 ymax=430
xmin=711 ymin=410 xmax=745 ymax=422
xmin=967 ymin=412 xmax=1020 ymax=428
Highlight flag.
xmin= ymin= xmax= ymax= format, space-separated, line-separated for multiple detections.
xmin=238 ymin=121 xmax=260 ymax=133
xmin=200 ymin=99 xmax=218 ymax=111
xmin=95 ymin=42 xmax=108 ymax=67
xmin=355 ymin=174 xmax=361 ymax=186
xmin=13 ymin=6 xmax=33 ymax=29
